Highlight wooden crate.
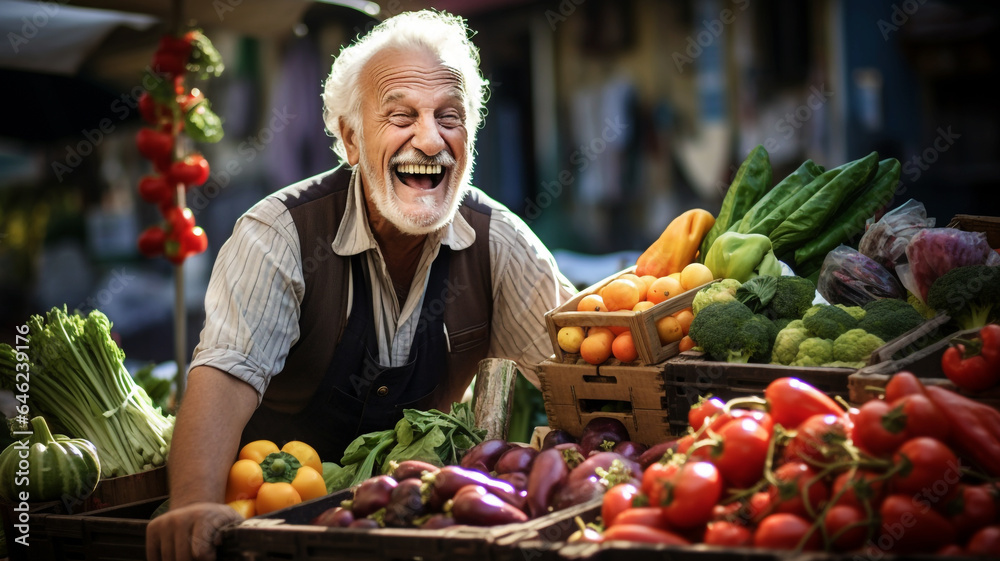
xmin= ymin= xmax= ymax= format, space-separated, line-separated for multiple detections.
xmin=545 ymin=266 xmax=709 ymax=366
xmin=947 ymin=214 xmax=1000 ymax=247
xmin=849 ymin=327 xmax=1000 ymax=408
xmin=537 ymin=359 xmax=678 ymax=446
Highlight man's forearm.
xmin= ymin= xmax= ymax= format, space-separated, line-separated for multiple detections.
xmin=167 ymin=365 xmax=258 ymax=508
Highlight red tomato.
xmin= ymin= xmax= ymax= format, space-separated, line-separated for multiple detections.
xmin=674 ymin=434 xmax=694 ymax=455
xmin=967 ymin=525 xmax=1000 ymax=557
xmin=946 ymin=484 xmax=998 ymax=541
xmin=783 ymin=413 xmax=851 ymax=465
xmin=764 ymin=378 xmax=844 ymax=430
xmin=602 ymin=524 xmax=689 ymax=545
xmin=164 ymin=206 xmax=196 ymax=233
xmin=768 ymin=461 xmax=828 ymax=520
xmin=689 ymin=397 xmax=725 ymax=432
xmin=884 ymin=371 xmax=926 ymax=403
xmin=708 ymin=408 xmax=775 ymax=435
xmin=707 ymin=417 xmax=770 ymax=489
xmin=608 ymin=507 xmax=672 ymax=530
xmin=823 ymin=504 xmax=869 ymax=552
xmin=831 ymin=469 xmax=885 ymax=510
xmin=852 ymin=399 xmax=908 ymax=457
xmin=878 ymin=494 xmax=956 ymax=553
xmin=135 ymin=128 xmax=174 ymax=162
xmin=641 ymin=461 xmax=677 ymax=502
xmin=601 ymin=483 xmax=639 ymax=527
xmin=169 ymin=153 xmax=210 ymax=188
xmin=890 ymin=437 xmax=959 ymax=498
xmin=656 ymin=461 xmax=722 ymax=529
xmin=892 ymin=393 xmax=949 ymax=442
xmin=137 ymin=225 xmax=166 ymax=257
xmin=180 ymin=226 xmax=208 ymax=256
xmin=753 ymin=513 xmax=821 ymax=551
xmin=138 ymin=92 xmax=171 ymax=125
xmin=704 ymin=520 xmax=752 ymax=547
xmin=138 ymin=175 xmax=173 ymax=205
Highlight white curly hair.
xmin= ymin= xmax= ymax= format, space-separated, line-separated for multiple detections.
xmin=321 ymin=10 xmax=489 ymax=165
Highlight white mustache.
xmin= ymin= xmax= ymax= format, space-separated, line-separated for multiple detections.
xmin=389 ymin=150 xmax=456 ymax=168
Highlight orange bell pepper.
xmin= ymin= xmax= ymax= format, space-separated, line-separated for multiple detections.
xmin=635 ymin=209 xmax=716 ymax=278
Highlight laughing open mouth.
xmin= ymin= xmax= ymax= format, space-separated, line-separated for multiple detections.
xmin=395 ymin=163 xmax=446 ymax=190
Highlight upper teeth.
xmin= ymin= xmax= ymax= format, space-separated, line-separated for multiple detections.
xmin=397 ymin=164 xmax=442 ymax=174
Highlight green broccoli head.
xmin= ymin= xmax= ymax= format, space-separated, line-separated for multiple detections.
xmin=791 ymin=337 xmax=834 ymax=367
xmin=692 ymin=278 xmax=742 ymax=315
xmin=802 ymin=304 xmax=860 ymax=340
xmin=926 ymin=265 xmax=1000 ymax=331
xmin=763 ymin=275 xmax=817 ymax=320
xmin=858 ymin=297 xmax=926 ymax=342
xmin=688 ymin=300 xmax=770 ymax=363
xmin=771 ymin=326 xmax=810 ymax=365
xmin=834 ymin=304 xmax=866 ymax=321
xmin=832 ymin=328 xmax=886 ymax=363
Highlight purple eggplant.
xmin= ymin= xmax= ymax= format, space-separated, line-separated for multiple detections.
xmin=352 ymin=475 xmax=398 ymax=518
xmin=311 ymin=506 xmax=354 ymax=527
xmin=390 ymin=460 xmax=440 ymax=481
xmin=525 ymin=447 xmax=569 ymax=518
xmin=567 ymin=452 xmax=640 ymax=485
xmin=451 ymin=484 xmax=529 ymax=526
xmin=578 ymin=417 xmax=630 ymax=456
xmin=383 ymin=478 xmax=428 ymax=528
xmin=541 ymin=429 xmax=576 ymax=450
xmin=460 ymin=439 xmax=513 ymax=473
xmin=422 ymin=465 xmax=526 ymax=511
xmin=612 ymin=441 xmax=649 ymax=462
xmin=419 ymin=513 xmax=457 ymax=529
xmin=495 ymin=471 xmax=530 ymax=493
xmin=551 ymin=475 xmax=606 ymax=511
xmin=348 ymin=518 xmax=381 ymax=529
xmin=638 ymin=440 xmax=679 ymax=470
xmin=494 ymin=446 xmax=538 ymax=475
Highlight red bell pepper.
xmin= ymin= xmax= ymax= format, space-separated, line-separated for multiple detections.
xmin=942 ymin=329 xmax=1000 ymax=392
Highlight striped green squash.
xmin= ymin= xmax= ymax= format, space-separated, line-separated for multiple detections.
xmin=0 ymin=416 xmax=101 ymax=503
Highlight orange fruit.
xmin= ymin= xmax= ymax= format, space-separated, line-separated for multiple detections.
xmin=672 ymin=308 xmax=694 ymax=336
xmin=680 ymin=263 xmax=714 ymax=291
xmin=656 ymin=316 xmax=684 ymax=344
xmin=678 ymin=335 xmax=696 ymax=352
xmin=602 ymin=279 xmax=642 ymax=312
xmin=588 ymin=326 xmax=615 ymax=343
xmin=639 ymin=276 xmax=658 ymax=300
xmin=632 ymin=301 xmax=655 ymax=312
xmin=580 ymin=333 xmax=613 ymax=365
xmin=577 ymin=294 xmax=608 ymax=313
xmin=609 ymin=325 xmax=629 ymax=336
xmin=611 ymin=332 xmax=638 ymax=363
xmin=647 ymin=276 xmax=685 ymax=304
xmin=619 ymin=273 xmax=646 ymax=297
xmin=557 ymin=326 xmax=586 ymax=354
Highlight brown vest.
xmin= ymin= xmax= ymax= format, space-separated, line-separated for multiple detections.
xmin=260 ymin=167 xmax=493 ymax=415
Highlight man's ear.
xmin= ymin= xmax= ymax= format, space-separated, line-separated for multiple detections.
xmin=339 ymin=119 xmax=361 ymax=166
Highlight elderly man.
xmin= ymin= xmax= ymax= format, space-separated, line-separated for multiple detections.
xmin=146 ymin=10 xmax=574 ymax=561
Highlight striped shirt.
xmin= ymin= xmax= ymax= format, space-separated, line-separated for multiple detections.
xmin=191 ymin=168 xmax=577 ymax=404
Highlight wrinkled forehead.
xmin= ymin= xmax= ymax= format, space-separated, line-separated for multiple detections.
xmin=361 ymin=46 xmax=466 ymax=107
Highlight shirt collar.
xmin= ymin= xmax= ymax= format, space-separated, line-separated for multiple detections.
xmin=330 ymin=166 xmax=476 ymax=257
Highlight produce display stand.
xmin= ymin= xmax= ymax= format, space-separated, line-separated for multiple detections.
xmin=218 ymin=490 xmax=599 ymax=561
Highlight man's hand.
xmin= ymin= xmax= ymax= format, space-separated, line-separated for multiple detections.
xmin=146 ymin=502 xmax=243 ymax=561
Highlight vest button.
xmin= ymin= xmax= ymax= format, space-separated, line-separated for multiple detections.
xmin=377 ymin=385 xmax=389 ymax=397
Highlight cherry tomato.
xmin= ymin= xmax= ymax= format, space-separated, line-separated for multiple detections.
xmin=138 ymin=92 xmax=171 ymax=125
xmin=946 ymin=484 xmax=998 ymax=541
xmin=768 ymin=461 xmax=828 ymax=521
xmin=884 ymin=371 xmax=926 ymax=403
xmin=675 ymin=434 xmax=694 ymax=455
xmin=707 ymin=408 xmax=774 ymax=435
xmin=641 ymin=461 xmax=677 ymax=501
xmin=164 ymin=206 xmax=196 ymax=233
xmin=137 ymin=225 xmax=166 ymax=257
xmin=878 ymin=494 xmax=956 ymax=553
xmin=753 ymin=513 xmax=821 ymax=551
xmin=890 ymin=437 xmax=959 ymax=498
xmin=135 ymin=128 xmax=174 ymax=162
xmin=764 ymin=377 xmax=844 ymax=430
xmin=608 ymin=507 xmax=672 ymax=530
xmin=655 ymin=461 xmax=722 ymax=529
xmin=169 ymin=153 xmax=211 ymax=188
xmin=783 ymin=413 xmax=851 ymax=465
xmin=601 ymin=483 xmax=640 ymax=527
xmin=967 ymin=525 xmax=1000 ymax=557
xmin=852 ymin=399 xmax=908 ymax=457
xmin=706 ymin=417 xmax=770 ymax=489
xmin=138 ymin=175 xmax=173 ymax=205
xmin=823 ymin=504 xmax=869 ymax=551
xmin=704 ymin=520 xmax=752 ymax=547
xmin=689 ymin=396 xmax=725 ymax=432
xmin=602 ymin=524 xmax=689 ymax=545
xmin=831 ymin=469 xmax=886 ymax=510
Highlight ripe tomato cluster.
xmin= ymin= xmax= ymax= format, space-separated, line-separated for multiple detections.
xmin=596 ymin=375 xmax=1000 ymax=556
xmin=135 ymin=31 xmax=221 ymax=265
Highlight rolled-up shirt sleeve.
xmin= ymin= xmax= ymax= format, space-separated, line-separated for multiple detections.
xmin=190 ymin=198 xmax=304 ymax=405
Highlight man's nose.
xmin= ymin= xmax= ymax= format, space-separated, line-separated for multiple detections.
xmin=411 ymin=114 xmax=446 ymax=156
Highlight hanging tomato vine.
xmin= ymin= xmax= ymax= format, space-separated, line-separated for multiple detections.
xmin=135 ymin=30 xmax=224 ymax=264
